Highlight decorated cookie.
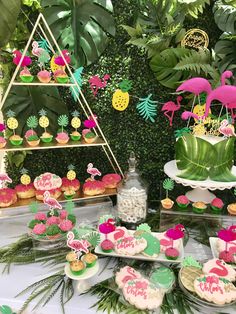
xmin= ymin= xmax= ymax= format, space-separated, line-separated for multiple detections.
xmin=114 ymin=236 xmax=147 ymax=256
xmin=136 ymin=232 xmax=160 ymax=258
xmin=156 ymin=232 xmax=181 ymax=253
xmin=115 ymin=266 xmax=142 ymax=289
xmin=107 ymin=226 xmax=130 ymax=243
xmin=150 ymin=267 xmax=175 ymax=291
xmin=123 ymin=278 xmax=163 ymax=310
xmin=194 ymin=274 xmax=236 ymax=305
xmin=179 ymin=256 xmax=203 ymax=292
xmin=202 ymin=258 xmax=236 ymax=281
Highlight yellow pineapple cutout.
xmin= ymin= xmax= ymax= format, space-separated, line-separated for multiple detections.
xmin=6 ymin=110 xmax=18 ymax=135
xmin=192 ymin=123 xmax=206 ymax=136
xmin=112 ymin=80 xmax=132 ymax=111
xmin=20 ymin=168 xmax=31 ymax=185
xmin=50 ymin=55 xmax=65 ymax=73
xmin=71 ymin=110 xmax=81 ymax=130
xmin=39 ymin=109 xmax=49 ymax=132
xmin=193 ymin=103 xmax=212 ymax=124
xmin=67 ymin=164 xmax=76 ymax=181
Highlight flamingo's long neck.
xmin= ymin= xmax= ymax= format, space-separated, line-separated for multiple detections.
xmin=67 ymin=233 xmax=74 ymax=246
xmin=176 ymin=98 xmax=181 ymax=109
xmin=210 ymin=260 xmax=228 ymax=276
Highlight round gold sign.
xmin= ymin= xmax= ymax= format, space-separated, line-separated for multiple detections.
xmin=181 ymin=29 xmax=209 ymax=50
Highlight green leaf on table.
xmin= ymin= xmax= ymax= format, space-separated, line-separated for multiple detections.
xmin=175 ymin=133 xmax=215 ymax=180
xmin=0 ymin=305 xmax=13 ymax=314
xmin=85 ymin=231 xmax=101 ymax=248
xmin=209 ymin=137 xmax=236 ymax=181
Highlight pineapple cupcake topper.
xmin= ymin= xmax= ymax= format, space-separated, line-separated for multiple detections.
xmin=112 ymin=80 xmax=132 ymax=111
xmin=39 ymin=109 xmax=49 ymax=133
xmin=6 ymin=110 xmax=18 ymax=135
xmin=20 ymin=168 xmax=31 ymax=186
xmin=67 ymin=164 xmax=76 ymax=181
xmin=58 ymin=114 xmax=69 ymax=132
xmin=71 ymin=110 xmax=81 ymax=130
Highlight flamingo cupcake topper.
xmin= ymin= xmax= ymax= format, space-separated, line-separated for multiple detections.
xmin=43 ymin=191 xmax=62 ymax=215
xmin=87 ymin=163 xmax=101 ymax=180
xmin=67 ymin=231 xmax=90 ymax=258
xmin=166 ymin=224 xmax=185 ymax=248
xmin=0 ymin=173 xmax=12 ymax=189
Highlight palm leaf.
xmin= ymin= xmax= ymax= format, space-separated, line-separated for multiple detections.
xmin=175 ymin=133 xmax=215 ymax=180
xmin=58 ymin=115 xmax=69 ymax=128
xmin=209 ymin=137 xmax=236 ymax=181
xmin=163 ymin=178 xmax=174 ymax=191
xmin=70 ymin=67 xmax=84 ymax=102
xmin=214 ymin=38 xmax=236 ymax=74
xmin=0 ymin=305 xmax=13 ymax=314
xmin=136 ymin=94 xmax=157 ymax=122
xmin=213 ymin=0 xmax=236 ymax=34
xmin=85 ymin=231 xmax=101 ymax=248
xmin=27 ymin=115 xmax=38 ymax=129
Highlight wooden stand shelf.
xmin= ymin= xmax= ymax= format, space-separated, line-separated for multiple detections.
xmin=12 ymin=81 xmax=77 ymax=86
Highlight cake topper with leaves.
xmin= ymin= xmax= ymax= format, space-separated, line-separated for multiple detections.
xmin=27 ymin=115 xmax=38 ymax=133
xmin=67 ymin=164 xmax=76 ymax=181
xmin=163 ymin=178 xmax=174 ymax=198
xmin=58 ymin=114 xmax=69 ymax=133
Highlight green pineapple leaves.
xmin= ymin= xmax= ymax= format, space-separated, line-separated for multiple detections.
xmin=176 ymin=134 xmax=236 ymax=181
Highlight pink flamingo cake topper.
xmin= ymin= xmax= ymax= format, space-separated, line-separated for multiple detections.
xmin=67 ymin=231 xmax=90 ymax=255
xmin=166 ymin=224 xmax=185 ymax=248
xmin=84 ymin=115 xmax=97 ymax=129
xmin=219 ymin=119 xmax=235 ymax=137
xmin=43 ymin=191 xmax=62 ymax=215
xmin=161 ymin=96 xmax=182 ymax=127
xmin=13 ymin=50 xmax=32 ymax=69
xmin=0 ymin=173 xmax=12 ymax=188
xmin=89 ymin=74 xmax=110 ymax=97
xmin=218 ymin=225 xmax=236 ymax=261
xmin=87 ymin=163 xmax=101 ymax=180
xmin=99 ymin=218 xmax=116 ymax=240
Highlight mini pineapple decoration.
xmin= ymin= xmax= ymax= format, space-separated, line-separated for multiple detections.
xmin=161 ymin=178 xmax=174 ymax=210
xmin=56 ymin=114 xmax=69 ymax=144
xmin=6 ymin=109 xmax=23 ymax=146
xmin=67 ymin=164 xmax=77 ymax=181
xmin=18 ymin=168 xmax=35 ymax=199
xmin=63 ymin=164 xmax=80 ymax=200
xmin=70 ymin=110 xmax=81 ymax=141
xmin=25 ymin=115 xmax=40 ymax=146
xmin=39 ymin=109 xmax=53 ymax=143
xmin=112 ymin=80 xmax=132 ymax=111
xmin=20 ymin=168 xmax=31 ymax=185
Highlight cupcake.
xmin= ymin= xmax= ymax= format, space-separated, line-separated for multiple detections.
xmin=26 ymin=134 xmax=40 ymax=147
xmin=83 ymin=180 xmax=105 ymax=196
xmin=211 ymin=198 xmax=224 ymax=214
xmin=32 ymin=223 xmax=46 ymax=236
xmin=54 ymin=69 xmax=68 ymax=83
xmin=82 ymin=129 xmax=97 ymax=144
xmin=70 ymin=130 xmax=81 ymax=141
xmin=102 ymin=174 xmax=122 ymax=189
xmin=15 ymin=182 xmax=35 ymax=199
xmin=192 ymin=201 xmax=207 ymax=214
xmin=35 ymin=212 xmax=47 ymax=222
xmin=60 ymin=209 xmax=67 ymax=220
xmin=20 ymin=68 xmax=34 ymax=83
xmin=219 ymin=250 xmax=234 ymax=263
xmin=61 ymin=177 xmax=80 ymax=192
xmin=35 ymin=188 xmax=61 ymax=201
xmin=176 ymin=195 xmax=189 ymax=209
xmin=83 ymin=253 xmax=97 ymax=268
xmin=56 ymin=132 xmax=69 ymax=144
xmin=9 ymin=134 xmax=23 ymax=146
xmin=40 ymin=131 xmax=53 ymax=143
xmin=0 ymin=124 xmax=6 ymax=148
xmin=0 ymin=137 xmax=6 ymax=148
xmin=46 ymin=224 xmax=61 ymax=239
xmin=37 ymin=70 xmax=51 ymax=83
xmin=47 ymin=216 xmax=59 ymax=226
xmin=165 ymin=247 xmax=179 ymax=260
xmin=70 ymin=260 xmax=86 ymax=275
xmin=28 ymin=219 xmax=41 ymax=229
xmin=161 ymin=198 xmax=174 ymax=210
xmin=227 ymin=203 xmax=236 ymax=215
xmin=59 ymin=220 xmax=73 ymax=232
xmin=101 ymin=239 xmax=114 ymax=253
xmin=66 ymin=251 xmax=77 ymax=262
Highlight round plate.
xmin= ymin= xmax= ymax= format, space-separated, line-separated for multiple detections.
xmin=64 ymin=261 xmax=99 ymax=281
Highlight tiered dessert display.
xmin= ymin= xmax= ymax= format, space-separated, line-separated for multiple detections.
xmin=0 ymin=13 xmax=124 ymax=210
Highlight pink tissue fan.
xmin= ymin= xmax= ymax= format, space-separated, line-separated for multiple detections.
xmin=13 ymin=50 xmax=32 ymax=70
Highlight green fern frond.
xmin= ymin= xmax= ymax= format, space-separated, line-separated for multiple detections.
xmin=27 ymin=115 xmax=38 ymax=129
xmin=136 ymin=94 xmax=157 ymax=123
xmin=58 ymin=115 xmax=69 ymax=127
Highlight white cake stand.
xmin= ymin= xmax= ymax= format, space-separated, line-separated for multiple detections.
xmin=64 ymin=261 xmax=99 ymax=293
xmin=164 ymin=160 xmax=236 ymax=203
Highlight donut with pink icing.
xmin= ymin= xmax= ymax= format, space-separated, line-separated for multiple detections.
xmin=61 ymin=177 xmax=80 ymax=192
xmin=202 ymin=258 xmax=236 ymax=281
xmin=114 ymin=236 xmax=147 ymax=256
xmin=115 ymin=266 xmax=142 ymax=289
xmin=15 ymin=183 xmax=35 ymax=199
xmin=35 ymin=188 xmax=61 ymax=200
xmin=102 ymin=174 xmax=121 ymax=189
xmin=0 ymin=188 xmax=17 ymax=207
xmin=83 ymin=180 xmax=105 ymax=196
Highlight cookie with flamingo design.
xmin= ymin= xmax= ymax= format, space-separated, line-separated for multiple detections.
xmin=202 ymin=258 xmax=236 ymax=281
xmin=107 ymin=226 xmax=130 ymax=243
xmin=123 ymin=278 xmax=163 ymax=310
xmin=115 ymin=266 xmax=142 ymax=289
xmin=114 ymin=236 xmax=147 ymax=256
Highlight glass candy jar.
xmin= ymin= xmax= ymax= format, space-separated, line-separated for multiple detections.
xmin=117 ymin=152 xmax=147 ymax=226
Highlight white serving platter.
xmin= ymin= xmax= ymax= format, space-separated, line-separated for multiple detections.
xmin=209 ymin=237 xmax=236 ymax=269
xmin=95 ymin=231 xmax=184 ymax=263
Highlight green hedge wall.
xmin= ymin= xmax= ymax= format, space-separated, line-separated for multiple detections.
xmin=6 ymin=1 xmax=222 ymax=204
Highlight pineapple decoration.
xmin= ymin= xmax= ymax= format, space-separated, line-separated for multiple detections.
xmin=112 ymin=80 xmax=132 ymax=111
xmin=39 ymin=109 xmax=53 ymax=143
xmin=70 ymin=110 xmax=81 ymax=141
xmin=64 ymin=164 xmax=79 ymax=199
xmin=20 ymin=168 xmax=31 ymax=185
xmin=6 ymin=109 xmax=23 ymax=145
xmin=67 ymin=164 xmax=76 ymax=181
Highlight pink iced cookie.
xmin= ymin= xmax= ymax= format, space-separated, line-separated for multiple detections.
xmin=156 ymin=232 xmax=181 ymax=253
xmin=107 ymin=227 xmax=130 ymax=242
xmin=114 ymin=236 xmax=147 ymax=256
xmin=194 ymin=274 xmax=236 ymax=305
xmin=202 ymin=258 xmax=236 ymax=281
xmin=123 ymin=278 xmax=163 ymax=310
xmin=115 ymin=266 xmax=142 ymax=289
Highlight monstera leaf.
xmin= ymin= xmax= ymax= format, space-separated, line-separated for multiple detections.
xmin=213 ymin=0 xmax=236 ymax=34
xmin=209 ymin=137 xmax=236 ymax=181
xmin=0 ymin=0 xmax=21 ymax=47
xmin=2 ymin=86 xmax=68 ymax=135
xmin=214 ymin=38 xmax=236 ymax=74
xmin=41 ymin=0 xmax=115 ymax=67
xmin=175 ymin=134 xmax=215 ymax=180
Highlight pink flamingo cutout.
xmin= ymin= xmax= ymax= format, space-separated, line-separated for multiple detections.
xmin=67 ymin=231 xmax=90 ymax=254
xmin=0 ymin=173 xmax=12 ymax=184
xmin=54 ymin=50 xmax=71 ymax=66
xmin=13 ymin=50 xmax=32 ymax=69
xmin=89 ymin=74 xmax=110 ymax=97
xmin=208 ymin=259 xmax=228 ymax=277
xmin=99 ymin=218 xmax=116 ymax=240
xmin=32 ymin=41 xmax=44 ymax=57
xmin=161 ymin=96 xmax=182 ymax=126
xmin=87 ymin=163 xmax=101 ymax=180
xmin=84 ymin=114 xmax=97 ymax=129
xmin=166 ymin=224 xmax=185 ymax=248
xmin=219 ymin=119 xmax=235 ymax=137
xmin=43 ymin=191 xmax=62 ymax=213
xmin=218 ymin=227 xmax=235 ymax=252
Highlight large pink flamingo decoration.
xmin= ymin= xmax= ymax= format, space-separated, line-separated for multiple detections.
xmin=67 ymin=231 xmax=90 ymax=254
xmin=43 ymin=191 xmax=62 ymax=215
xmin=13 ymin=50 xmax=32 ymax=70
xmin=89 ymin=74 xmax=110 ymax=97
xmin=161 ymin=96 xmax=182 ymax=126
xmin=87 ymin=163 xmax=101 ymax=180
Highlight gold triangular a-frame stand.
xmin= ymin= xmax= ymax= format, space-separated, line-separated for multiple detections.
xmin=0 ymin=13 xmax=124 ymax=178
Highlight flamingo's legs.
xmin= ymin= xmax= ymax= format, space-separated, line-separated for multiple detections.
xmin=164 ymin=111 xmax=172 ymax=126
xmin=187 ymin=95 xmax=196 ymax=128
